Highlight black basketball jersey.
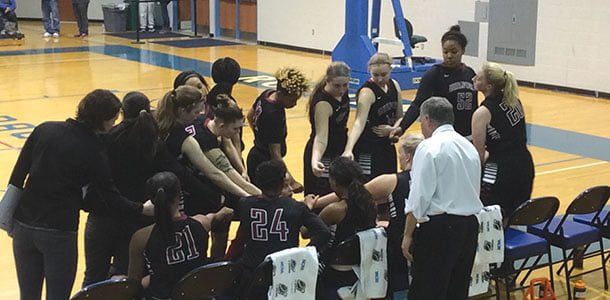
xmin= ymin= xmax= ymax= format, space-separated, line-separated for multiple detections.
xmin=404 ymin=64 xmax=478 ymax=137
xmin=192 ymin=115 xmax=221 ymax=152
xmin=144 ymin=216 xmax=209 ymax=299
xmin=164 ymin=124 xmax=192 ymax=159
xmin=358 ymin=80 xmax=399 ymax=144
xmin=239 ymin=195 xmax=329 ymax=269
xmin=482 ymin=93 xmax=527 ymax=154
xmin=387 ymin=171 xmax=410 ymax=243
xmin=250 ymin=90 xmax=287 ymax=156
xmin=308 ymin=88 xmax=350 ymax=156
xmin=324 ymin=204 xmax=375 ymax=264
xmin=432 ymin=64 xmax=477 ymax=136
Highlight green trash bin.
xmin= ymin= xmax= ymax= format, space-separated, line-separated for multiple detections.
xmin=101 ymin=3 xmax=128 ymax=32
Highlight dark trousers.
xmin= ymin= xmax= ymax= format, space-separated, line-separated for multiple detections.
xmin=160 ymin=0 xmax=170 ymax=29
xmin=72 ymin=1 xmax=89 ymax=34
xmin=354 ymin=139 xmax=397 ymax=180
xmin=408 ymin=214 xmax=478 ymax=300
xmin=12 ymin=221 xmax=78 ymax=300
xmin=83 ymin=214 xmax=133 ymax=287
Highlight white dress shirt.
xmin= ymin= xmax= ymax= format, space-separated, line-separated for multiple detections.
xmin=405 ymin=124 xmax=483 ymax=222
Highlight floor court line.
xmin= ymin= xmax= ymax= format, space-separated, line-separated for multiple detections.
xmin=0 ymin=140 xmax=19 ymax=150
xmin=534 ymin=156 xmax=585 ymax=167
xmin=536 ymin=161 xmax=608 ymax=176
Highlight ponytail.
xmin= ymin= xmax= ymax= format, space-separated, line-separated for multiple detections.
xmin=346 ymin=179 xmax=377 ymax=231
xmin=153 ymin=187 xmax=173 ymax=239
xmin=156 ymin=86 xmax=203 ymax=138
xmin=481 ymin=62 xmax=520 ymax=108
xmin=147 ymin=172 xmax=182 ymax=241
xmin=329 ymin=157 xmax=376 ymax=230
xmin=306 ymin=77 xmax=327 ymax=117
xmin=157 ymin=90 xmax=179 ymax=138
xmin=130 ymin=110 xmax=159 ymax=164
xmin=116 ymin=92 xmax=159 ymax=164
xmin=502 ymin=71 xmax=519 ymax=108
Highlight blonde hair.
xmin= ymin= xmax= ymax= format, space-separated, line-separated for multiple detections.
xmin=156 ymin=85 xmax=203 ymax=138
xmin=368 ymin=53 xmax=392 ymax=68
xmin=398 ymin=133 xmax=424 ymax=156
xmin=481 ymin=62 xmax=520 ymax=108
xmin=307 ymin=61 xmax=351 ymax=115
xmin=275 ymin=67 xmax=309 ymax=97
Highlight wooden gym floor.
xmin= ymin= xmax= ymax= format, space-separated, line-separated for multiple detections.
xmin=0 ymin=21 xmax=609 ymax=299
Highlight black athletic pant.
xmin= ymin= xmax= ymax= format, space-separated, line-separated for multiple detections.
xmin=83 ymin=214 xmax=139 ymax=287
xmin=408 ymin=214 xmax=478 ymax=300
xmin=72 ymin=1 xmax=89 ymax=34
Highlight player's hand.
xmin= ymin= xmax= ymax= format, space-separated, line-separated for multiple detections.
xmin=290 ymin=180 xmax=304 ymax=194
xmin=401 ymin=235 xmax=414 ymax=262
xmin=341 ymin=151 xmax=354 ymax=161
xmin=218 ymin=207 xmax=234 ymax=222
xmin=312 ymin=161 xmax=325 ymax=177
xmin=389 ymin=126 xmax=403 ymax=141
xmin=303 ymin=194 xmax=319 ymax=210
xmin=372 ymin=124 xmax=395 ymax=137
xmin=142 ymin=199 xmax=155 ymax=216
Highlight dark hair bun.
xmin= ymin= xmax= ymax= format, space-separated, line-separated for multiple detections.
xmin=450 ymin=25 xmax=461 ymax=32
xmin=216 ymin=94 xmax=231 ymax=107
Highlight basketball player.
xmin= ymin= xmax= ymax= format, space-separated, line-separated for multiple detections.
xmin=303 ymin=62 xmax=351 ymax=196
xmin=342 ymin=53 xmax=404 ymax=179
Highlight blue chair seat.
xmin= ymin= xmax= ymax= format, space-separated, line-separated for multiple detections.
xmin=573 ymin=208 xmax=610 ymax=237
xmin=504 ymin=228 xmax=549 ymax=261
xmin=528 ymin=217 xmax=600 ymax=249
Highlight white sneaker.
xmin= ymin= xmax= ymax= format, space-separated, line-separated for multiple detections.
xmin=43 ymin=32 xmax=51 ymax=37
xmin=52 ymin=32 xmax=59 ymax=38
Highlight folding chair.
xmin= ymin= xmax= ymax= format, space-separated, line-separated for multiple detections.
xmin=528 ymin=189 xmax=610 ymax=300
xmin=491 ymin=196 xmax=559 ymax=300
xmin=70 ymin=278 xmax=143 ymax=300
xmin=244 ymin=258 xmax=273 ymax=298
xmin=571 ymin=186 xmax=610 ymax=262
xmin=173 ymin=261 xmax=241 ymax=300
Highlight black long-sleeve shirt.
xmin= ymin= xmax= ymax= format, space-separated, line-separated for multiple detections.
xmin=238 ymin=195 xmax=331 ymax=269
xmin=84 ymin=120 xmax=220 ymax=218
xmin=399 ymin=64 xmax=478 ymax=137
xmin=9 ymin=119 xmax=142 ymax=232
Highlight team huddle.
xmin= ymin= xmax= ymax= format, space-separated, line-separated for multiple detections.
xmin=8 ymin=25 xmax=534 ymax=300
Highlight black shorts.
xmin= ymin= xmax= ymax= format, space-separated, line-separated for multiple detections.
xmin=481 ymin=149 xmax=534 ymax=216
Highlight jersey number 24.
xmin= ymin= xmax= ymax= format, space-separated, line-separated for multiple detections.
xmin=250 ymin=208 xmax=289 ymax=242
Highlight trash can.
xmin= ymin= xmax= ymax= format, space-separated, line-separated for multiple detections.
xmin=102 ymin=3 xmax=128 ymax=32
